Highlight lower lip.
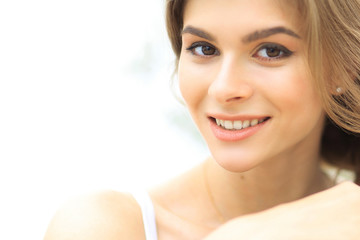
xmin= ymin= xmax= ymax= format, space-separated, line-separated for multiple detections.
xmin=209 ymin=118 xmax=269 ymax=142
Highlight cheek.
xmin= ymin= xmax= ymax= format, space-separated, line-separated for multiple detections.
xmin=284 ymin=71 xmax=320 ymax=112
xmin=265 ymin=59 xmax=320 ymax=112
xmin=178 ymin=58 xmax=209 ymax=110
xmin=271 ymin=63 xmax=324 ymax=134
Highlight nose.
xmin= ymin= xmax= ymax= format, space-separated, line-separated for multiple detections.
xmin=208 ymin=56 xmax=254 ymax=104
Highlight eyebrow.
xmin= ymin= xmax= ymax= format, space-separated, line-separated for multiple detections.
xmin=182 ymin=26 xmax=216 ymax=41
xmin=182 ymin=25 xmax=300 ymax=43
xmin=242 ymin=26 xmax=301 ymax=43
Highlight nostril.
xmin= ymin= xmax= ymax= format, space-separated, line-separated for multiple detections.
xmin=226 ymin=97 xmax=242 ymax=102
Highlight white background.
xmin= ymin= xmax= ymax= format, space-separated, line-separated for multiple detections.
xmin=0 ymin=1 xmax=209 ymax=239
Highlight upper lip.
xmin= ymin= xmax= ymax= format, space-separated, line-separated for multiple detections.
xmin=207 ymin=113 xmax=271 ymax=121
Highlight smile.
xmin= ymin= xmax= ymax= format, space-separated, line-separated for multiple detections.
xmin=208 ymin=116 xmax=271 ymax=141
xmin=215 ymin=117 xmax=269 ymax=130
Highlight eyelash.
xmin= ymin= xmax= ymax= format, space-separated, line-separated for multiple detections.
xmin=186 ymin=41 xmax=219 ymax=58
xmin=185 ymin=42 xmax=293 ymax=62
xmin=253 ymin=43 xmax=293 ymax=61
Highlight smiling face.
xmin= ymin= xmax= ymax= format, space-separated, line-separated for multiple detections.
xmin=178 ymin=0 xmax=326 ymax=172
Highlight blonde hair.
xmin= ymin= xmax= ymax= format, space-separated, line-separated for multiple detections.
xmin=165 ymin=0 xmax=360 ymax=183
xmin=281 ymin=0 xmax=360 ymax=183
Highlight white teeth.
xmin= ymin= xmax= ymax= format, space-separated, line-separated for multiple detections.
xmin=242 ymin=120 xmax=250 ymax=129
xmin=220 ymin=119 xmax=225 ymax=127
xmin=234 ymin=120 xmax=242 ymax=130
xmin=224 ymin=120 xmax=233 ymax=129
xmin=215 ymin=117 xmax=267 ymax=130
xmin=251 ymin=119 xmax=258 ymax=126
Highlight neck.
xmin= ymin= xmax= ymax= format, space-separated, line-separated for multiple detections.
xmin=205 ymin=148 xmax=332 ymax=222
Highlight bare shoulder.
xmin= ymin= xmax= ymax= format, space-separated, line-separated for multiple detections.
xmin=44 ymin=190 xmax=145 ymax=240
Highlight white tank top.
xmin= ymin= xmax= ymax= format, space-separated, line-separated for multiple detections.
xmin=131 ymin=190 xmax=158 ymax=240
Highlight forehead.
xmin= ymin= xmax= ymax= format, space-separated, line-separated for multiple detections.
xmin=183 ymin=0 xmax=300 ymax=35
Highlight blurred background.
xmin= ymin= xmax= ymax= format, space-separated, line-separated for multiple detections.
xmin=0 ymin=0 xmax=209 ymax=239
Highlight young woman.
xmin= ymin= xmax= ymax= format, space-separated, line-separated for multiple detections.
xmin=45 ymin=0 xmax=360 ymax=239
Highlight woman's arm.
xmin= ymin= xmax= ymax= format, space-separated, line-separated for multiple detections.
xmin=205 ymin=181 xmax=360 ymax=240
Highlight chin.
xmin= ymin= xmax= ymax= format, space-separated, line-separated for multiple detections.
xmin=210 ymin=150 xmax=262 ymax=173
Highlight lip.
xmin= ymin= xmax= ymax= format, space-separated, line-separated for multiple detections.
xmin=207 ymin=113 xmax=270 ymax=121
xmin=208 ymin=114 xmax=271 ymax=142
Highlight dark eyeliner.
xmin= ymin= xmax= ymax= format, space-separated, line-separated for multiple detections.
xmin=270 ymin=44 xmax=293 ymax=57
xmin=185 ymin=41 xmax=219 ymax=56
xmin=255 ymin=43 xmax=294 ymax=59
xmin=186 ymin=41 xmax=215 ymax=51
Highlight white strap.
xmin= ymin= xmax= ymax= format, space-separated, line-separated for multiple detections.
xmin=131 ymin=190 xmax=158 ymax=240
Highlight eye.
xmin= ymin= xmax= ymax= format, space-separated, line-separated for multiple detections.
xmin=253 ymin=43 xmax=293 ymax=61
xmin=186 ymin=42 xmax=219 ymax=57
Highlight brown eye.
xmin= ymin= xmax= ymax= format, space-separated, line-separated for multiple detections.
xmin=186 ymin=42 xmax=218 ymax=57
xmin=253 ymin=43 xmax=293 ymax=61
xmin=266 ymin=47 xmax=281 ymax=57
xmin=201 ymin=46 xmax=215 ymax=55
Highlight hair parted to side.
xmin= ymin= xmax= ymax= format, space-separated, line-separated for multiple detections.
xmin=166 ymin=0 xmax=186 ymax=67
xmin=165 ymin=0 xmax=360 ymax=183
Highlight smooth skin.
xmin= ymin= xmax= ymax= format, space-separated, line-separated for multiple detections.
xmin=44 ymin=0 xmax=360 ymax=239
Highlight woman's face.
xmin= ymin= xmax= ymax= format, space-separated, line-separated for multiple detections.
xmin=178 ymin=0 xmax=325 ymax=172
